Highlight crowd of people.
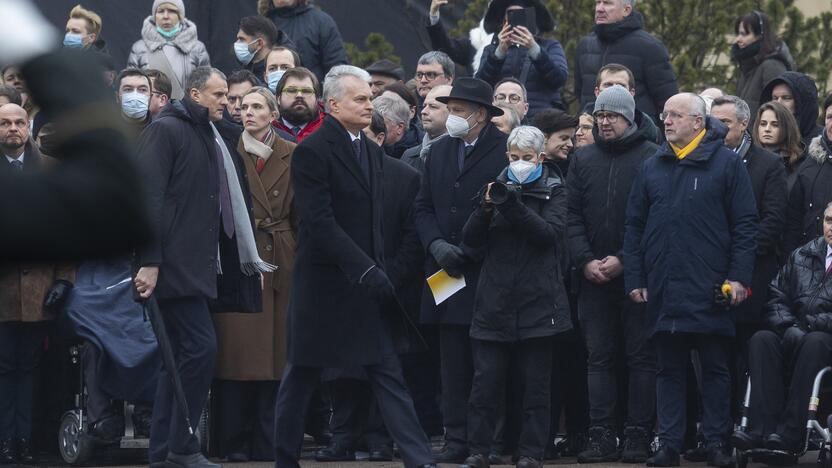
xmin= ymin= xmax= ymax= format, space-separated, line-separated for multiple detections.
xmin=3 ymin=0 xmax=832 ymax=468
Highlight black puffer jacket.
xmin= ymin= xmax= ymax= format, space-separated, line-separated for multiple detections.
xmin=761 ymin=71 xmax=823 ymax=147
xmin=566 ymin=111 xmax=658 ymax=272
xmin=265 ymin=4 xmax=347 ymax=81
xmin=575 ymin=11 xmax=678 ymax=121
xmin=765 ymin=237 xmax=832 ymax=332
xmin=784 ymin=134 xmax=832 ymax=255
xmin=463 ymin=165 xmax=572 ymax=342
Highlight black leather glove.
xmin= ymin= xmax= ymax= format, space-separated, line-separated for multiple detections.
xmin=43 ymin=279 xmax=73 ymax=308
xmin=360 ymin=265 xmax=395 ymax=304
xmin=429 ymin=240 xmax=466 ymax=276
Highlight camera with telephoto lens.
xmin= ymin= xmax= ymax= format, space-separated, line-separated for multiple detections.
xmin=488 ymin=181 xmax=521 ymax=204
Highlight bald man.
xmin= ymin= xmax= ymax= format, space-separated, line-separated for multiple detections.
xmin=1 ymin=102 xmax=76 ymax=465
xmin=623 ymin=93 xmax=758 ymax=467
xmin=402 ymin=84 xmax=451 ymax=173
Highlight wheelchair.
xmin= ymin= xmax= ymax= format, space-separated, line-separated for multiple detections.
xmin=734 ymin=367 xmax=832 ymax=468
xmin=56 ymin=344 xmax=211 ymax=465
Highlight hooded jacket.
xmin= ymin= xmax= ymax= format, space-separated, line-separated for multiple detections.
xmin=137 ymin=98 xmax=260 ymax=312
xmin=623 ymin=118 xmax=759 ymax=337
xmin=264 ymin=4 xmax=348 ymax=81
xmin=733 ymin=42 xmax=793 ymax=123
xmin=784 ymin=134 xmax=832 ymax=256
xmin=567 ymin=111 xmax=659 ymax=277
xmin=575 ymin=11 xmax=678 ymax=121
xmin=463 ymin=165 xmax=572 ymax=341
xmin=127 ymin=17 xmax=210 ymax=100
xmin=761 ymin=71 xmax=823 ymax=147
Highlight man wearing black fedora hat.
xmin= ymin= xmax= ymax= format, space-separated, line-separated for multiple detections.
xmin=414 ymin=77 xmax=508 ymax=463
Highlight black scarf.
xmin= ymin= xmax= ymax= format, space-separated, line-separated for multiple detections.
xmin=731 ymin=41 xmax=762 ymax=65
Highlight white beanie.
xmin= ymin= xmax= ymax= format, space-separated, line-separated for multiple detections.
xmin=152 ymin=0 xmax=185 ymax=18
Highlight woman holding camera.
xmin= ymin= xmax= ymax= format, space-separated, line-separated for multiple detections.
xmin=461 ymin=126 xmax=572 ymax=468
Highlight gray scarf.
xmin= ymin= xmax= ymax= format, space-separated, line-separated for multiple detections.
xmin=735 ymin=131 xmax=752 ymax=160
xmin=419 ymin=132 xmax=445 ymax=160
xmin=209 ymin=122 xmax=277 ymax=275
xmin=242 ymin=128 xmax=275 ymax=160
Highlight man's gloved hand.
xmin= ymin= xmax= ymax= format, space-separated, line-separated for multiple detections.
xmin=782 ymin=325 xmax=806 ymax=358
xmin=806 ymin=314 xmax=832 ymax=333
xmin=360 ymin=265 xmax=395 ymax=304
xmin=429 ymin=240 xmax=466 ymax=276
xmin=43 ymin=279 xmax=73 ymax=308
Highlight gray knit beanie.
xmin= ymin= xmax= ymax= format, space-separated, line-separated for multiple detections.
xmin=152 ymin=0 xmax=186 ymax=18
xmin=594 ymin=85 xmax=635 ymax=124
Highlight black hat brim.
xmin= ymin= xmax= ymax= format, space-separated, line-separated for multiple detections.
xmin=436 ymin=95 xmax=504 ymax=117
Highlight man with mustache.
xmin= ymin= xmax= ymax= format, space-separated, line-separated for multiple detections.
xmin=273 ymin=66 xmax=324 ymax=143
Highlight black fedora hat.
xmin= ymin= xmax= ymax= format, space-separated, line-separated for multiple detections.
xmin=365 ymin=59 xmax=405 ymax=81
xmin=482 ymin=0 xmax=556 ymax=35
xmin=436 ymin=77 xmax=504 ymax=116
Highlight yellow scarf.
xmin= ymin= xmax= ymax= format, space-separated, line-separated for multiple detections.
xmin=671 ymin=129 xmax=707 ymax=160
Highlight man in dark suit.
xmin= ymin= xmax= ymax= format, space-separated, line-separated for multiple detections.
xmin=413 ymin=77 xmax=508 ymax=462
xmin=135 ymin=67 xmax=266 ymax=468
xmin=273 ymin=65 xmax=435 ymax=468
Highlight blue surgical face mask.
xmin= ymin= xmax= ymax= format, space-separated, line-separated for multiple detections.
xmin=63 ymin=33 xmax=84 ymax=48
xmin=267 ymin=70 xmax=286 ymax=93
xmin=121 ymin=92 xmax=149 ymax=120
xmin=157 ymin=23 xmax=181 ymax=39
xmin=234 ymin=40 xmax=257 ymax=66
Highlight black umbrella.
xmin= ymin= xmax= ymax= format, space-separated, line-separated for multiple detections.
xmin=143 ymin=295 xmax=197 ymax=443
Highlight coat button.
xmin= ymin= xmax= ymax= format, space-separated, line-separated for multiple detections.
xmin=22 ymin=269 xmax=28 ymax=275
xmin=450 ymin=206 xmax=457 ymax=213
xmin=273 ymin=190 xmax=279 ymax=196
xmin=266 ymin=245 xmax=273 ymax=251
xmin=265 ymin=217 xmax=272 ymax=223
xmin=209 ymin=195 xmax=215 ymax=199
xmin=454 ymin=182 xmax=460 ymax=188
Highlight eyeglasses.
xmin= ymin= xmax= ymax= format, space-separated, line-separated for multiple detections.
xmin=282 ymin=87 xmax=315 ymax=96
xmin=415 ymin=71 xmax=444 ymax=81
xmin=494 ymin=93 xmax=523 ymax=104
xmin=594 ymin=112 xmax=620 ymax=123
xmin=659 ymin=111 xmax=700 ymax=121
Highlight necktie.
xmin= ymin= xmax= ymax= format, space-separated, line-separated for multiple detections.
xmin=214 ymin=141 xmax=235 ymax=237
xmin=255 ymin=158 xmax=266 ymax=174
xmin=353 ymin=138 xmax=369 ymax=181
xmin=10 ymin=160 xmax=23 ymax=171
xmin=827 ymin=256 xmax=832 ymax=276
xmin=458 ymin=144 xmax=474 ymax=171
xmin=292 ymin=126 xmax=301 ymax=136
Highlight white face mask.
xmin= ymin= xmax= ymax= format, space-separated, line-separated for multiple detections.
xmin=446 ymin=112 xmax=476 ymax=138
xmin=509 ymin=159 xmax=537 ymax=183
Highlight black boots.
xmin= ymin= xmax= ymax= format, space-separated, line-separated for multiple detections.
xmin=577 ymin=426 xmax=619 ymax=463
xmin=647 ymin=445 xmax=680 ymax=467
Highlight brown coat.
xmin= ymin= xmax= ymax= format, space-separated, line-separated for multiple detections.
xmin=213 ymin=134 xmax=296 ymax=380
xmin=0 ymin=144 xmax=75 ymax=322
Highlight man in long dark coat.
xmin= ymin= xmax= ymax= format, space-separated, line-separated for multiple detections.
xmin=273 ymin=65 xmax=435 ymax=468
xmin=413 ymin=77 xmax=508 ymax=462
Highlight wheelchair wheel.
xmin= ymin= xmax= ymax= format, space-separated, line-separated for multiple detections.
xmin=819 ymin=448 xmax=832 ymax=468
xmin=58 ymin=411 xmax=94 ymax=465
xmin=196 ymin=390 xmax=210 ymax=454
xmin=735 ymin=450 xmax=748 ymax=468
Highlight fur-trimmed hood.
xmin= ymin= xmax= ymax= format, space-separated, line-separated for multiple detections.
xmin=139 ymin=16 xmax=202 ymax=54
xmin=807 ymin=135 xmax=832 ymax=163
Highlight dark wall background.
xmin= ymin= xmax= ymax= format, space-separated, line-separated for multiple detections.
xmin=33 ymin=0 xmax=474 ymax=77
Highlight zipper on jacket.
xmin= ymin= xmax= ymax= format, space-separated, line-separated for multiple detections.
xmin=694 ymin=177 xmax=698 ymax=191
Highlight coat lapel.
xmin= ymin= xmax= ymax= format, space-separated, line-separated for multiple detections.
xmin=237 ymin=138 xmax=271 ymax=213
xmin=459 ymin=125 xmax=500 ymax=178
xmin=259 ymin=138 xmax=292 ymax=193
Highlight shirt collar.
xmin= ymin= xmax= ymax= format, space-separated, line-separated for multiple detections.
xmin=348 ymin=131 xmax=361 ymax=142
xmin=5 ymin=153 xmax=25 ymax=164
xmin=282 ymin=118 xmax=308 ymax=131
